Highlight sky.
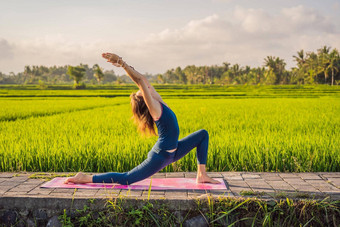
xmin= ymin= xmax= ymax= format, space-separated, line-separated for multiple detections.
xmin=1 ymin=0 xmax=340 ymax=75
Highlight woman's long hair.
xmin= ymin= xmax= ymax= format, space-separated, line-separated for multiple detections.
xmin=130 ymin=92 xmax=156 ymax=136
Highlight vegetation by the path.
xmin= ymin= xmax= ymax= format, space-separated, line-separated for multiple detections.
xmin=56 ymin=196 xmax=340 ymax=227
xmin=28 ymin=173 xmax=74 ymax=181
xmin=0 ymin=85 xmax=339 ymax=173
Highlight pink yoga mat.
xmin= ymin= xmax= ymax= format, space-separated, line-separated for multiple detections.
xmin=41 ymin=177 xmax=226 ymax=190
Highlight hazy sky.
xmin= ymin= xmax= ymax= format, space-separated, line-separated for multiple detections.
xmin=1 ymin=0 xmax=340 ymax=75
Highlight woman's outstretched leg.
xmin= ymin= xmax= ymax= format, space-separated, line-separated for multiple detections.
xmin=92 ymin=151 xmax=172 ymax=184
xmin=65 ymin=150 xmax=173 ymax=185
xmin=173 ymin=129 xmax=219 ymax=184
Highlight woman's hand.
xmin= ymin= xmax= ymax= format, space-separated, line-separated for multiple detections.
xmin=102 ymin=53 xmax=125 ymax=67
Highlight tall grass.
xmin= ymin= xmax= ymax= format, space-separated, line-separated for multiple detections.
xmin=0 ymin=97 xmax=128 ymax=121
xmin=0 ymin=95 xmax=338 ymax=172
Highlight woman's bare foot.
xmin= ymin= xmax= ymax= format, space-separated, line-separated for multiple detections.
xmin=64 ymin=172 xmax=93 ymax=184
xmin=196 ymin=174 xmax=220 ymax=184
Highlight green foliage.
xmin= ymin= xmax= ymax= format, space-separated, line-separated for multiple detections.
xmin=93 ymin=64 xmax=105 ymax=84
xmin=240 ymin=190 xmax=266 ymax=196
xmin=293 ymin=46 xmax=340 ymax=86
xmin=264 ymin=56 xmax=287 ymax=84
xmin=29 ymin=173 xmax=74 ymax=181
xmin=59 ymin=209 xmax=72 ymax=227
xmin=274 ymin=191 xmax=288 ymax=199
xmin=57 ymin=197 xmax=340 ymax=226
xmin=67 ymin=65 xmax=86 ymax=85
xmin=38 ymin=80 xmax=47 ymax=89
xmin=73 ymin=82 xmax=86 ymax=89
xmin=127 ymin=208 xmax=144 ymax=225
xmin=1 ymin=46 xmax=339 ymax=86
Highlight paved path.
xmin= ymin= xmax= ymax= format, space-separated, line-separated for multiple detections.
xmin=0 ymin=172 xmax=340 ymax=211
xmin=0 ymin=172 xmax=339 ymax=211
xmin=0 ymin=172 xmax=340 ymax=224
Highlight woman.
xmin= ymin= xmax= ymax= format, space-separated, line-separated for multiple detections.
xmin=65 ymin=53 xmax=219 ymax=185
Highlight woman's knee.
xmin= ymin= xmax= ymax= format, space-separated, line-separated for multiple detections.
xmin=198 ymin=129 xmax=209 ymax=139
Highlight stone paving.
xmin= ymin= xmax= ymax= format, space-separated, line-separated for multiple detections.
xmin=0 ymin=171 xmax=339 ymax=211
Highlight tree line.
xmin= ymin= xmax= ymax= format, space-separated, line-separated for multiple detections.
xmin=0 ymin=46 xmax=339 ymax=86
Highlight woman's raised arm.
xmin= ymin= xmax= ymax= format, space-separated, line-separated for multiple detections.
xmin=102 ymin=53 xmax=162 ymax=120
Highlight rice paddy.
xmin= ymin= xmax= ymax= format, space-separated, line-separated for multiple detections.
xmin=0 ymin=85 xmax=339 ymax=173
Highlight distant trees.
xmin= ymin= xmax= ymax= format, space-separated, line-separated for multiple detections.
xmin=318 ymin=46 xmax=331 ymax=84
xmin=67 ymin=65 xmax=86 ymax=88
xmin=175 ymin=67 xmax=187 ymax=84
xmin=155 ymin=46 xmax=339 ymax=86
xmin=317 ymin=47 xmax=340 ymax=86
xmin=21 ymin=65 xmax=70 ymax=84
xmin=0 ymin=64 xmax=120 ymax=85
xmin=263 ymin=56 xmax=287 ymax=84
xmin=328 ymin=49 xmax=340 ymax=86
xmin=1 ymin=45 xmax=339 ymax=86
xmin=23 ymin=65 xmax=50 ymax=84
xmin=102 ymin=70 xmax=118 ymax=84
xmin=93 ymin=64 xmax=104 ymax=84
xmin=157 ymin=74 xmax=165 ymax=84
xmin=291 ymin=46 xmax=340 ymax=86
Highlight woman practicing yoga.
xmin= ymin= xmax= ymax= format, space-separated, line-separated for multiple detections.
xmin=65 ymin=53 xmax=219 ymax=185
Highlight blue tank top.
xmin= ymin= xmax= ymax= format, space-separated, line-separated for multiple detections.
xmin=152 ymin=102 xmax=180 ymax=153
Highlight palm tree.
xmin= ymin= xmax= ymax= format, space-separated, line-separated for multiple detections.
xmin=317 ymin=46 xmax=331 ymax=56
xmin=23 ymin=66 xmax=32 ymax=84
xmin=305 ymin=52 xmax=318 ymax=83
xmin=93 ymin=64 xmax=104 ymax=84
xmin=293 ymin=50 xmax=311 ymax=84
xmin=157 ymin=74 xmax=165 ymax=84
xmin=227 ymin=64 xmax=240 ymax=84
xmin=317 ymin=46 xmax=331 ymax=84
xmin=264 ymin=56 xmax=286 ymax=84
xmin=183 ymin=65 xmax=200 ymax=84
xmin=252 ymin=67 xmax=265 ymax=84
xmin=222 ymin=62 xmax=230 ymax=72
xmin=174 ymin=67 xmax=187 ymax=84
xmin=327 ymin=49 xmax=340 ymax=86
xmin=293 ymin=50 xmax=306 ymax=68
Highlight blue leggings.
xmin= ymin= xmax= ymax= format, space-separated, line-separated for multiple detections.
xmin=92 ymin=129 xmax=209 ymax=185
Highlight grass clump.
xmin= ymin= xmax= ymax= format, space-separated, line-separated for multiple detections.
xmin=29 ymin=172 xmax=74 ymax=181
xmin=273 ymin=191 xmax=288 ymax=199
xmin=240 ymin=190 xmax=266 ymax=196
xmin=240 ymin=190 xmax=314 ymax=200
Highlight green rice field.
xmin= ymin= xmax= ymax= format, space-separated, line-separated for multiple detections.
xmin=0 ymin=85 xmax=339 ymax=173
